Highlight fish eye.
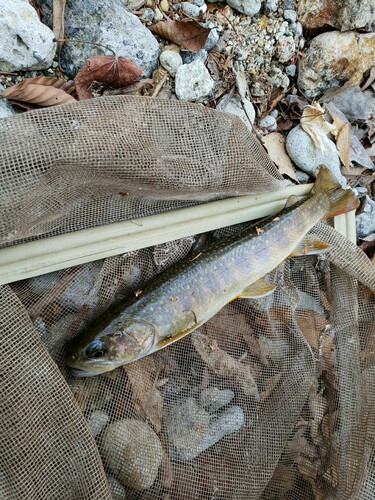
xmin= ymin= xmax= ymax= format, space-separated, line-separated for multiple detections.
xmin=85 ymin=341 xmax=106 ymax=359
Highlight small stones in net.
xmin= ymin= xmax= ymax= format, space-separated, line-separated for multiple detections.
xmin=107 ymin=476 xmax=127 ymax=500
xmin=165 ymin=396 xmax=244 ymax=461
xmin=175 ymin=60 xmax=215 ymax=101
xmin=200 ymin=387 xmax=235 ymax=413
xmin=87 ymin=410 xmax=110 ymax=438
xmin=100 ymin=419 xmax=163 ymax=491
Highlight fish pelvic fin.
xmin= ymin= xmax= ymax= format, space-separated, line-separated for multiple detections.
xmin=312 ymin=166 xmax=359 ymax=219
xmin=289 ymin=235 xmax=331 ymax=256
xmin=237 ymin=278 xmax=276 ymax=299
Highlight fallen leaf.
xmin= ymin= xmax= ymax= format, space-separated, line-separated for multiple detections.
xmin=192 ymin=331 xmax=260 ymax=400
xmin=1 ymin=77 xmax=76 ymax=107
xmin=300 ymin=103 xmax=337 ymax=153
xmin=295 ymin=309 xmax=326 ymax=351
xmin=74 ymin=55 xmax=143 ymax=100
xmin=262 ymin=132 xmax=298 ymax=181
xmin=259 ymin=371 xmax=282 ymax=400
xmin=123 ymin=358 xmax=163 ymax=433
xmin=362 ymin=67 xmax=375 ymax=91
xmin=150 ymin=18 xmax=210 ymax=52
xmin=332 ymin=115 xmax=350 ymax=167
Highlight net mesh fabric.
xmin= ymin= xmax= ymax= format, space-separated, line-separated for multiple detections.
xmin=1 ymin=96 xmax=375 ymax=500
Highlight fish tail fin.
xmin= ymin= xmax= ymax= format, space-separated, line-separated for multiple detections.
xmin=312 ymin=166 xmax=359 ymax=218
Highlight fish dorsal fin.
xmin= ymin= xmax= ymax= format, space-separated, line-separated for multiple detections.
xmin=238 ymin=278 xmax=276 ymax=299
xmin=289 ymin=235 xmax=331 ymax=257
xmin=285 ymin=195 xmax=299 ymax=208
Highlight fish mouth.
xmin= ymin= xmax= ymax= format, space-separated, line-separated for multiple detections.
xmin=69 ymin=367 xmax=102 ymax=378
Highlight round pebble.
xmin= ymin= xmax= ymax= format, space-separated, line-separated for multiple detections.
xmin=160 ymin=50 xmax=183 ymax=76
xmin=285 ymin=64 xmax=296 ymax=77
xmin=283 ymin=9 xmax=297 ymax=23
xmin=258 ymin=114 xmax=277 ymax=130
xmin=226 ymin=0 xmax=261 ymax=16
xmin=181 ymin=1 xmax=200 ymax=16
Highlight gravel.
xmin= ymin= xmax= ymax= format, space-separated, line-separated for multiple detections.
xmin=175 ymin=59 xmax=215 ymax=101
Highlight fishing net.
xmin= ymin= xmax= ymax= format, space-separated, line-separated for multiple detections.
xmin=1 ymin=96 xmax=375 ymax=500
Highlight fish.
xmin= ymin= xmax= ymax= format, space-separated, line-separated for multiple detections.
xmin=65 ymin=167 xmax=359 ymax=377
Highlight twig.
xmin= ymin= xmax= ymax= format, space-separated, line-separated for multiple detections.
xmin=151 ymin=72 xmax=169 ymax=97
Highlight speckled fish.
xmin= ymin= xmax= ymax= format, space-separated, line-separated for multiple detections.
xmin=65 ymin=167 xmax=359 ymax=377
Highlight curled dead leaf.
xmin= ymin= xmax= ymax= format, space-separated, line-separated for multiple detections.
xmin=300 ymin=103 xmax=337 ymax=153
xmin=262 ymin=132 xmax=298 ymax=181
xmin=150 ymin=18 xmax=210 ymax=52
xmin=1 ymin=76 xmax=76 ymax=107
xmin=74 ymin=55 xmax=143 ymax=100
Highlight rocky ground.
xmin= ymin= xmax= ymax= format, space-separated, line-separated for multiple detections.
xmin=0 ymin=0 xmax=374 ymax=251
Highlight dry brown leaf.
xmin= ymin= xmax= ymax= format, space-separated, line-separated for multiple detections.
xmin=300 ymin=103 xmax=337 ymax=153
xmin=296 ymin=309 xmax=326 ymax=351
xmin=150 ymin=18 xmax=210 ymax=52
xmin=123 ymin=358 xmax=163 ymax=433
xmin=332 ymin=115 xmax=350 ymax=167
xmin=262 ymin=132 xmax=298 ymax=181
xmin=259 ymin=371 xmax=282 ymax=400
xmin=74 ymin=55 xmax=143 ymax=100
xmin=192 ymin=331 xmax=260 ymax=399
xmin=1 ymin=76 xmax=76 ymax=107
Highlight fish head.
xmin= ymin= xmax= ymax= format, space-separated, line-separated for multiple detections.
xmin=65 ymin=317 xmax=156 ymax=377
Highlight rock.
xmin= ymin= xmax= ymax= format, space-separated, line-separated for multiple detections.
xmin=283 ymin=9 xmax=297 ymax=23
xmin=0 ymin=0 xmax=56 ymax=72
xmin=200 ymin=387 xmax=234 ymax=412
xmin=154 ymin=8 xmax=164 ymax=21
xmin=226 ymin=0 xmax=261 ymax=16
xmin=107 ymin=476 xmax=128 ymax=500
xmin=0 ymin=99 xmax=16 ymax=118
xmin=35 ymin=0 xmax=159 ymax=78
xmin=68 ymin=377 xmax=113 ymax=412
xmin=270 ymin=66 xmax=290 ymax=90
xmin=160 ymin=50 xmax=183 ymax=77
xmin=59 ymin=262 xmax=103 ymax=311
xmin=275 ymin=35 xmax=296 ymax=63
xmin=180 ymin=49 xmax=207 ymax=65
xmin=295 ymin=169 xmax=311 ymax=184
xmin=285 ymin=64 xmax=296 ymax=77
xmin=175 ymin=59 xmax=215 ymax=101
xmin=101 ymin=419 xmax=163 ymax=491
xmin=165 ymin=397 xmax=244 ymax=461
xmin=264 ymin=0 xmax=278 ymax=13
xmin=297 ymin=0 xmax=375 ymax=31
xmin=193 ymin=0 xmax=205 ymax=5
xmin=216 ymin=94 xmax=255 ymax=129
xmin=140 ymin=7 xmax=154 ymax=21
xmin=321 ymin=84 xmax=375 ymax=122
xmin=258 ymin=115 xmax=277 ymax=131
xmin=356 ymin=196 xmax=375 ymax=239
xmin=181 ymin=1 xmax=201 ymax=16
xmin=298 ymin=31 xmax=375 ymax=100
xmin=87 ymin=410 xmax=109 ymax=437
xmin=201 ymin=21 xmax=220 ymax=51
xmin=286 ymin=125 xmax=345 ymax=186
xmin=27 ymin=271 xmax=59 ymax=295
xmin=290 ymin=21 xmax=303 ymax=36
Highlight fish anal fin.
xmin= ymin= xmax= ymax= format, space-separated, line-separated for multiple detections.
xmin=285 ymin=195 xmax=299 ymax=208
xmin=289 ymin=235 xmax=331 ymax=257
xmin=238 ymin=278 xmax=276 ymax=299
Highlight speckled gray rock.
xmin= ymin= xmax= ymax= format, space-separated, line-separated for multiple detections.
xmin=101 ymin=419 xmax=163 ymax=491
xmin=160 ymin=50 xmax=183 ymax=77
xmin=271 ymin=66 xmax=290 ymax=90
xmin=165 ymin=397 xmax=244 ymax=461
xmin=0 ymin=99 xmax=16 ymax=118
xmin=182 ymin=1 xmax=201 ymax=16
xmin=201 ymin=21 xmax=220 ymax=51
xmin=276 ymin=35 xmax=296 ymax=63
xmin=264 ymin=0 xmax=278 ymax=12
xmin=180 ymin=49 xmax=207 ymax=65
xmin=175 ymin=59 xmax=214 ymax=101
xmin=226 ymin=0 xmax=261 ymax=16
xmin=107 ymin=476 xmax=127 ymax=500
xmin=356 ymin=196 xmax=375 ymax=239
xmin=285 ymin=64 xmax=296 ymax=77
xmin=258 ymin=115 xmax=277 ymax=131
xmin=286 ymin=125 xmax=345 ymax=186
xmin=283 ymin=9 xmax=297 ymax=23
xmin=0 ymin=0 xmax=56 ymax=71
xmin=298 ymin=31 xmax=375 ymax=99
xmin=35 ymin=0 xmax=159 ymax=77
xmin=217 ymin=94 xmax=255 ymax=128
xmin=200 ymin=387 xmax=234 ymax=412
xmin=87 ymin=410 xmax=109 ymax=437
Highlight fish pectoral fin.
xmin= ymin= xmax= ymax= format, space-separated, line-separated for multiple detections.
xmin=289 ymin=235 xmax=331 ymax=257
xmin=157 ymin=323 xmax=201 ymax=349
xmin=238 ymin=278 xmax=276 ymax=299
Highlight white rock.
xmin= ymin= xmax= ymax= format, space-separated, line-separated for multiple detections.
xmin=226 ymin=0 xmax=261 ymax=16
xmin=175 ymin=59 xmax=215 ymax=101
xmin=276 ymin=35 xmax=296 ymax=63
xmin=181 ymin=1 xmax=200 ymax=16
xmin=160 ymin=50 xmax=183 ymax=77
xmin=356 ymin=196 xmax=375 ymax=239
xmin=0 ymin=0 xmax=56 ymax=71
xmin=0 ymin=99 xmax=16 ymax=118
xmin=258 ymin=114 xmax=277 ymax=130
xmin=217 ymin=94 xmax=255 ymax=129
xmin=286 ymin=125 xmax=346 ymax=186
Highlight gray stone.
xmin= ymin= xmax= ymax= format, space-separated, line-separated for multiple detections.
xmin=165 ymin=397 xmax=244 ymax=461
xmin=226 ymin=0 xmax=261 ymax=16
xmin=107 ymin=476 xmax=127 ymax=500
xmin=87 ymin=410 xmax=109 ymax=437
xmin=201 ymin=21 xmax=220 ymax=51
xmin=283 ymin=9 xmax=297 ymax=22
xmin=0 ymin=99 xmax=16 ymax=118
xmin=153 ymin=7 xmax=164 ymax=20
xmin=101 ymin=419 xmax=163 ymax=491
xmin=264 ymin=0 xmax=278 ymax=13
xmin=180 ymin=49 xmax=207 ymax=65
xmin=290 ymin=21 xmax=303 ymax=36
xmin=271 ymin=66 xmax=290 ymax=90
xmin=200 ymin=387 xmax=234 ymax=412
xmin=35 ymin=0 xmax=159 ymax=78
xmin=295 ymin=169 xmax=311 ymax=184
xmin=160 ymin=50 xmax=183 ymax=77
xmin=140 ymin=7 xmax=154 ymax=21
xmin=276 ymin=35 xmax=296 ymax=63
xmin=258 ymin=114 xmax=277 ymax=130
xmin=0 ymin=0 xmax=56 ymax=72
xmin=193 ymin=0 xmax=205 ymax=6
xmin=356 ymin=196 xmax=375 ymax=239
xmin=286 ymin=125 xmax=345 ymax=186
xmin=182 ymin=1 xmax=200 ymax=16
xmin=298 ymin=31 xmax=375 ymax=100
xmin=321 ymin=84 xmax=375 ymax=122
xmin=285 ymin=64 xmax=296 ymax=77
xmin=175 ymin=59 xmax=215 ymax=101
xmin=217 ymin=94 xmax=255 ymax=128
xmin=59 ymin=262 xmax=103 ymax=310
